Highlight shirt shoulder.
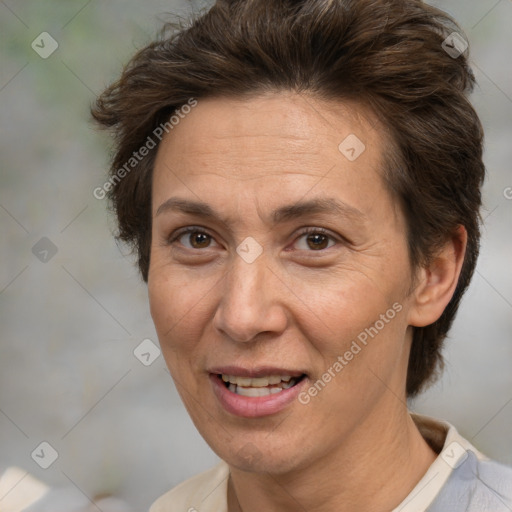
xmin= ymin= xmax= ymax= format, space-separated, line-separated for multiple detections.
xmin=428 ymin=450 xmax=512 ymax=512
xmin=393 ymin=414 xmax=512 ymax=512
xmin=149 ymin=461 xmax=230 ymax=512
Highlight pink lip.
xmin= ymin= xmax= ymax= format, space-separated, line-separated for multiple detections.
xmin=208 ymin=365 xmax=305 ymax=378
xmin=209 ymin=373 xmax=308 ymax=418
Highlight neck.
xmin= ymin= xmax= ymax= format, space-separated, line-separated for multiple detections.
xmin=228 ymin=407 xmax=437 ymax=512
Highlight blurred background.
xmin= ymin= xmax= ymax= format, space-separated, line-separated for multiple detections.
xmin=1 ymin=0 xmax=511 ymax=509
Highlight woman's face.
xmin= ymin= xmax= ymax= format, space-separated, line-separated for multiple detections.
xmin=148 ymin=91 xmax=417 ymax=474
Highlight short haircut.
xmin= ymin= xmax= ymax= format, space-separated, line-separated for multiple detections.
xmin=91 ymin=0 xmax=485 ymax=397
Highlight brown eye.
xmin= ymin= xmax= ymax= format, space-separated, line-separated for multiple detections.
xmin=305 ymin=233 xmax=330 ymax=250
xmin=187 ymin=232 xmax=212 ymax=249
xmin=294 ymin=228 xmax=338 ymax=251
xmin=170 ymin=228 xmax=218 ymax=250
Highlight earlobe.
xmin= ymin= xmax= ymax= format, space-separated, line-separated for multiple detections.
xmin=408 ymin=225 xmax=468 ymax=328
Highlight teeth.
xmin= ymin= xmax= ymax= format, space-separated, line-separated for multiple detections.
xmin=221 ymin=374 xmax=302 ymax=396
xmin=236 ymin=387 xmax=274 ymax=397
xmin=221 ymin=374 xmax=297 ymax=387
xmin=233 ymin=386 xmax=289 ymax=397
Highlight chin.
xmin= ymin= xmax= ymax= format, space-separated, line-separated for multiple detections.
xmin=215 ymin=434 xmax=307 ymax=475
xmin=230 ymin=452 xmax=300 ymax=475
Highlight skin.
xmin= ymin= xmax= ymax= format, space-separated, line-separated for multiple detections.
xmin=148 ymin=91 xmax=467 ymax=512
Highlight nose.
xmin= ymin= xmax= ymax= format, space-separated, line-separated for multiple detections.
xmin=212 ymin=248 xmax=288 ymax=343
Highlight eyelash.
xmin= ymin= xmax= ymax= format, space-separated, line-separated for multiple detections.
xmin=167 ymin=226 xmax=341 ymax=252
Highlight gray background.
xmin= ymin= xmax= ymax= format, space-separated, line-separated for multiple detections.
xmin=1 ymin=0 xmax=511 ymax=509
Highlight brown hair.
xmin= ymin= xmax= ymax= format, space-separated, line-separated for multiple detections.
xmin=91 ymin=0 xmax=485 ymax=397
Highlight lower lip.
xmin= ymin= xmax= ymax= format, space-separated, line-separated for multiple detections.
xmin=209 ymin=374 xmax=308 ymax=418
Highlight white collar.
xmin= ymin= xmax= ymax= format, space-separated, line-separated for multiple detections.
xmin=391 ymin=413 xmax=487 ymax=512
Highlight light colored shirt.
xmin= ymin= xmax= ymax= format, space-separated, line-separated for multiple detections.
xmin=0 ymin=466 xmax=49 ymax=512
xmin=149 ymin=413 xmax=512 ymax=512
xmin=0 ymin=466 xmax=132 ymax=512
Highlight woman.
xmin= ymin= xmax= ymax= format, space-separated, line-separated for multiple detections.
xmin=91 ymin=0 xmax=512 ymax=510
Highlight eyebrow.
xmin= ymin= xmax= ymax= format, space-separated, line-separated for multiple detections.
xmin=155 ymin=196 xmax=366 ymax=227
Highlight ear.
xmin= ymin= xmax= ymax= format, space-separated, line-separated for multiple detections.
xmin=407 ymin=225 xmax=467 ymax=328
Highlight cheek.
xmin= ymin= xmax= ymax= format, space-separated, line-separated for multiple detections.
xmin=296 ymin=258 xmax=411 ymax=405
xmin=147 ymin=256 xmax=217 ymax=364
xmin=316 ymin=290 xmax=409 ymax=403
xmin=294 ymin=263 xmax=406 ymax=349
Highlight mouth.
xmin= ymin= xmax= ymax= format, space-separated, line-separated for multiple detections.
xmin=208 ymin=367 xmax=309 ymax=418
xmin=217 ymin=373 xmax=307 ymax=397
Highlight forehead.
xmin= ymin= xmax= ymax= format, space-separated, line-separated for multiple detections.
xmin=151 ymin=91 xmax=394 ymax=221
xmin=156 ymin=92 xmax=385 ymax=165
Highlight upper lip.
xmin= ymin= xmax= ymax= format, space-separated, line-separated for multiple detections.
xmin=209 ymin=366 xmax=307 ymax=378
